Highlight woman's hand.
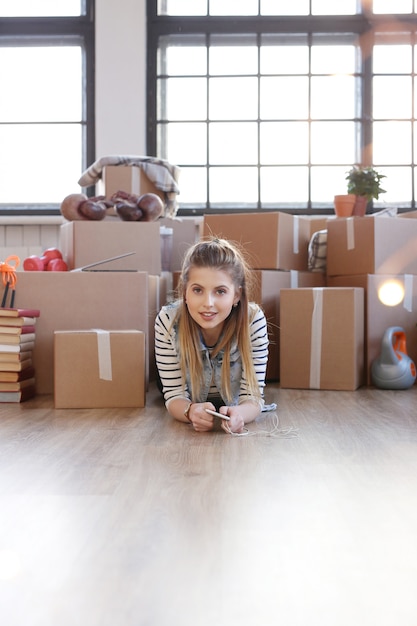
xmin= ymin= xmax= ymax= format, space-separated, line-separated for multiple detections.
xmin=188 ymin=402 xmax=216 ymax=432
xmin=175 ymin=399 xmax=259 ymax=434
xmin=219 ymin=406 xmax=245 ymax=434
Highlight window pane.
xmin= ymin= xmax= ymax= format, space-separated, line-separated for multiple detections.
xmin=312 ymin=166 xmax=349 ymax=203
xmin=373 ymin=45 xmax=411 ymax=73
xmin=0 ymin=125 xmax=81 ymax=203
xmin=373 ymin=77 xmax=412 ymax=119
xmin=0 ymin=47 xmax=82 ymax=122
xmin=0 ymin=0 xmax=81 ymax=16
xmin=261 ymin=166 xmax=309 ymax=205
xmin=260 ymin=42 xmax=309 ymax=74
xmin=209 ymin=0 xmax=258 ymax=16
xmin=311 ymin=122 xmax=356 ymax=164
xmin=312 ymin=0 xmax=356 ymax=14
xmin=210 ymin=41 xmax=258 ymax=75
xmin=261 ymin=77 xmax=309 ymax=119
xmin=159 ymin=40 xmax=207 ymax=76
xmin=311 ymin=45 xmax=356 ymax=74
xmin=209 ymin=122 xmax=258 ymax=164
xmin=160 ymin=78 xmax=207 ymax=120
xmin=414 ymin=78 xmax=417 ymax=117
xmin=159 ymin=0 xmax=207 ymax=16
xmin=311 ymin=166 xmax=351 ymax=203
xmin=209 ymin=167 xmax=258 ymax=203
xmin=177 ymin=167 xmax=208 ymax=204
xmin=209 ymin=77 xmax=258 ymax=120
xmin=373 ymin=0 xmax=412 ymax=13
xmin=260 ymin=122 xmax=309 ymax=164
xmin=311 ymin=76 xmax=356 ymax=119
xmin=160 ymin=123 xmax=207 ymax=165
xmin=373 ymin=121 xmax=412 ymax=164
xmin=374 ymin=166 xmax=408 ymax=206
xmin=261 ymin=0 xmax=309 ymax=15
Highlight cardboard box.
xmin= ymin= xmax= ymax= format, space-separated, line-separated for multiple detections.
xmin=203 ymin=212 xmax=311 ymax=271
xmin=159 ymin=216 xmax=199 ymax=271
xmin=97 ymin=165 xmax=165 ymax=205
xmin=327 ymin=274 xmax=417 ymax=385
xmin=13 ymin=271 xmax=150 ymax=394
xmin=59 ymin=221 xmax=162 ymax=273
xmin=398 ymin=210 xmax=417 ymax=219
xmin=327 ymin=215 xmax=417 ymax=277
xmin=54 ymin=330 xmax=145 ymax=408
xmin=304 ymin=215 xmax=333 ymax=238
xmin=251 ymin=270 xmax=326 ymax=381
xmin=280 ymin=287 xmax=365 ymax=390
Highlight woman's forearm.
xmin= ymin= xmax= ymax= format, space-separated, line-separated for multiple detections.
xmin=167 ymin=397 xmax=193 ymax=423
xmin=234 ymin=400 xmax=261 ymax=424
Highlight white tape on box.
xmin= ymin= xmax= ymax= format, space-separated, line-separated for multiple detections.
xmin=290 ymin=270 xmax=299 ymax=288
xmin=309 ymin=288 xmax=323 ymax=389
xmin=93 ymin=329 xmax=113 ymax=381
xmin=346 ymin=217 xmax=355 ymax=250
xmin=293 ymin=216 xmax=299 ymax=254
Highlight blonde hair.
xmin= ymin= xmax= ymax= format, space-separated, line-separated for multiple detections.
xmin=175 ymin=237 xmax=262 ymax=404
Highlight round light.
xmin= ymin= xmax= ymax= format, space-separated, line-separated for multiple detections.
xmin=378 ymin=280 xmax=405 ymax=307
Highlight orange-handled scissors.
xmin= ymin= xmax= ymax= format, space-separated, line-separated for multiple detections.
xmin=0 ymin=255 xmax=20 ymax=308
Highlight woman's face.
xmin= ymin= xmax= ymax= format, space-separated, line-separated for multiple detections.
xmin=185 ymin=266 xmax=241 ymax=344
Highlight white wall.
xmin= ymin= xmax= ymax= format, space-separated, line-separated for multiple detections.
xmin=95 ymin=0 xmax=147 ymax=157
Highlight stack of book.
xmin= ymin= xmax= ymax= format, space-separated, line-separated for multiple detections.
xmin=0 ymin=307 xmax=40 ymax=402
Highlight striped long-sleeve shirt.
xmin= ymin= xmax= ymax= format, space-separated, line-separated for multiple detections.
xmin=154 ymin=301 xmax=269 ymax=410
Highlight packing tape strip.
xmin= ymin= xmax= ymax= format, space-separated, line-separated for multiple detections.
xmin=403 ymin=274 xmax=413 ymax=312
xmin=93 ymin=329 xmax=113 ymax=381
xmin=309 ymin=288 xmax=323 ymax=389
xmin=346 ymin=217 xmax=355 ymax=250
xmin=290 ymin=270 xmax=299 ymax=288
xmin=293 ymin=216 xmax=299 ymax=254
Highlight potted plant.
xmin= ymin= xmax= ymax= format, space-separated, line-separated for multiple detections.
xmin=345 ymin=166 xmax=387 ymax=216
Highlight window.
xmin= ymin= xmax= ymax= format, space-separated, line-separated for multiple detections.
xmin=147 ymin=0 xmax=417 ymax=214
xmin=0 ymin=1 xmax=94 ymax=214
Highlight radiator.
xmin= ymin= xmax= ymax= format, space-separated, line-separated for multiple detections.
xmin=0 ymin=217 xmax=63 ymax=268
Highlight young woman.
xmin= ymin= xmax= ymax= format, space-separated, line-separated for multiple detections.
xmin=154 ymin=237 xmax=271 ymax=434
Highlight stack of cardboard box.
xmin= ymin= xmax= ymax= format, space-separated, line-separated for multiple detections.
xmin=326 ymin=214 xmax=417 ymax=385
xmin=204 ymin=210 xmax=417 ymax=391
xmin=13 ymin=166 xmax=198 ymax=408
xmin=15 ymin=190 xmax=417 ymax=399
xmin=202 ymin=212 xmax=330 ymax=385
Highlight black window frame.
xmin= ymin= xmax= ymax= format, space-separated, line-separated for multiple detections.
xmin=146 ymin=2 xmax=417 ymax=215
xmin=0 ymin=0 xmax=95 ymax=216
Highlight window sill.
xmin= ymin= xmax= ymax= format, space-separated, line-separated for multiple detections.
xmin=0 ymin=215 xmax=66 ymax=226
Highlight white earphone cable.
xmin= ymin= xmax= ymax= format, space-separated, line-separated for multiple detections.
xmin=221 ymin=413 xmax=298 ymax=438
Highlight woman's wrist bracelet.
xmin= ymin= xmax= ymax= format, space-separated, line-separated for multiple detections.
xmin=183 ymin=402 xmax=193 ymax=422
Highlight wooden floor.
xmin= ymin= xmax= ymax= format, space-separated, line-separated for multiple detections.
xmin=1 ymin=382 xmax=417 ymax=626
